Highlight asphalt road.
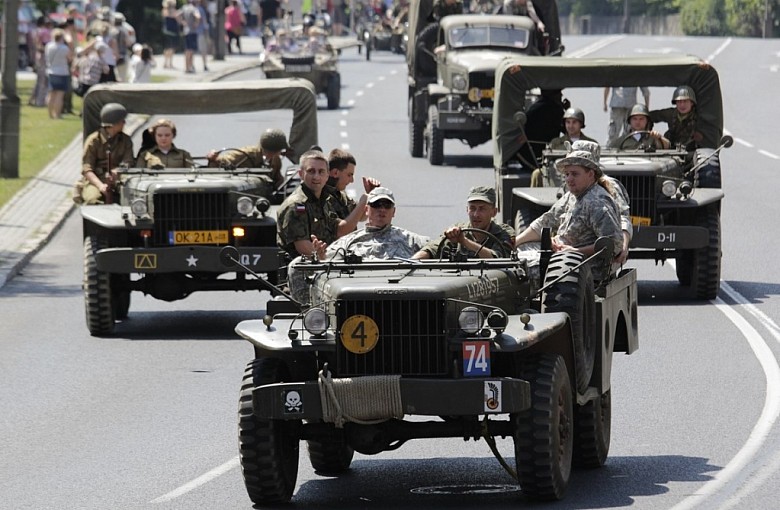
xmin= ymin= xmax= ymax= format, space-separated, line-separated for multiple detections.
xmin=2 ymin=34 xmax=780 ymax=509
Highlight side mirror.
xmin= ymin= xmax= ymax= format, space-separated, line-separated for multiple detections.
xmin=219 ymin=246 xmax=240 ymax=267
xmin=720 ymin=135 xmax=734 ymax=149
xmin=513 ymin=111 xmax=527 ymax=128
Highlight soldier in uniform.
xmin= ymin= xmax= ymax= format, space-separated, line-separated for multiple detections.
xmin=135 ymin=119 xmax=194 ymax=168
xmin=650 ymin=86 xmax=702 ymax=150
xmin=206 ymin=128 xmax=292 ymax=189
xmin=325 ymin=148 xmax=381 ymax=220
xmin=79 ymin=103 xmax=134 ymax=205
xmin=603 ymin=86 xmax=651 ymax=147
xmin=433 ymin=0 xmax=463 ymax=20
xmin=619 ymin=104 xmax=670 ymax=150
xmin=413 ymin=186 xmax=514 ymax=259
xmin=515 ymin=140 xmax=623 ymax=283
xmin=549 ymin=108 xmax=597 ymax=150
xmin=277 ymin=150 xmax=368 ymax=258
xmin=500 ymin=0 xmax=545 ymax=33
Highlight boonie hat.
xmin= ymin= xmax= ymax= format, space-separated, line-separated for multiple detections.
xmin=467 ymin=186 xmax=496 ymax=205
xmin=555 ymin=140 xmax=603 ymax=177
xmin=367 ymin=187 xmax=395 ymax=205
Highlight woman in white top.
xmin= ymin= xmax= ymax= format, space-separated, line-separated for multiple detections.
xmin=128 ymin=44 xmax=156 ymax=83
xmin=44 ymin=29 xmax=71 ymax=119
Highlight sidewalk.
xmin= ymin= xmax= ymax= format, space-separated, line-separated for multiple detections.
xmin=0 ymin=37 xmax=263 ymax=289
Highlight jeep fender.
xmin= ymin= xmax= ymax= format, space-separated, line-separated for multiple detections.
xmin=81 ymin=204 xmax=131 ymax=230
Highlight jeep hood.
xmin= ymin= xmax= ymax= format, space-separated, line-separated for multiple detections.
xmin=446 ymin=50 xmax=527 ymax=73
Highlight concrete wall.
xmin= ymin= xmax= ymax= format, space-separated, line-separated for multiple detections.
xmin=560 ymin=14 xmax=683 ymax=36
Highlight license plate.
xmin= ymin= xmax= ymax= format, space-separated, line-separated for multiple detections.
xmin=170 ymin=230 xmax=229 ymax=245
xmin=462 ymin=341 xmax=491 ymax=377
xmin=285 ymin=65 xmax=312 ymax=72
xmin=631 ymin=215 xmax=651 ymax=227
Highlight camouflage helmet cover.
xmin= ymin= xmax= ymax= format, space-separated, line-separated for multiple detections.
xmin=259 ymin=128 xmax=290 ymax=152
xmin=100 ymin=103 xmax=128 ymax=126
xmin=672 ymin=85 xmax=696 ymax=105
xmin=562 ymin=107 xmax=585 ymax=128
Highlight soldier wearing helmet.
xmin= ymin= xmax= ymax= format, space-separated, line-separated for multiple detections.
xmin=78 ymin=103 xmax=134 ymax=205
xmin=617 ymin=104 xmax=670 ymax=150
xmin=206 ymin=128 xmax=293 ymax=188
xmin=603 ymin=86 xmax=651 ymax=147
xmin=549 ymin=107 xmax=597 ymax=150
xmin=650 ymin=85 xmax=702 ymax=150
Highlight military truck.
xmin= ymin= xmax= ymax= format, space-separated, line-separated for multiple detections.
xmin=493 ymin=55 xmax=729 ymax=299
xmin=80 ymin=79 xmax=318 ymax=336
xmin=406 ymin=0 xmax=562 ymax=164
xmin=232 ymin=237 xmax=639 ymax=504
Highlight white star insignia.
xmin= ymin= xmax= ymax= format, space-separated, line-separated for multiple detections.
xmin=186 ymin=254 xmax=199 ymax=267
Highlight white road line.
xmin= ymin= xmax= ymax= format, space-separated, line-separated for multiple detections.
xmin=356 ymin=90 xmax=364 ymax=97
xmin=734 ymin=137 xmax=754 ymax=148
xmin=341 ymin=109 xmax=349 ymax=115
xmin=340 ymin=131 xmax=348 ymax=138
xmin=150 ymin=456 xmax=239 ymax=503
xmin=340 ymin=119 xmax=347 ymax=127
xmin=348 ymin=99 xmax=356 ymax=106
xmin=390 ymin=69 xmax=398 ymax=75
xmin=378 ymin=76 xmax=386 ymax=81
xmin=341 ymin=143 xmax=350 ymax=150
xmin=707 ymin=38 xmax=732 ymax=62
xmin=758 ymin=150 xmax=780 ymax=160
xmin=566 ymin=35 xmax=625 ymax=58
xmin=366 ymin=82 xmax=375 ymax=88
xmin=670 ymin=284 xmax=780 ymax=510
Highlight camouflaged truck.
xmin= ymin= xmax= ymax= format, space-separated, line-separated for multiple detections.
xmin=493 ymin=55 xmax=730 ymax=300
xmin=231 ymin=234 xmax=638 ymax=504
xmin=406 ymin=0 xmax=562 ymax=165
xmin=80 ymin=80 xmax=318 ymax=336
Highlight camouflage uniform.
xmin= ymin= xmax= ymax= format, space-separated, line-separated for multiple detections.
xmin=650 ymin=108 xmax=699 ymax=150
xmin=324 ymin=185 xmax=357 ymax=220
xmin=136 ymin=145 xmax=194 ymax=168
xmin=209 ymin=145 xmax=283 ymax=188
xmin=433 ymin=0 xmax=463 ymax=19
xmin=81 ymin=128 xmax=134 ymax=204
xmin=326 ymin=224 xmax=428 ymax=260
xmin=548 ymin=133 xmax=597 ymax=150
xmin=419 ymin=221 xmax=514 ymax=258
xmin=277 ymin=184 xmax=342 ymax=257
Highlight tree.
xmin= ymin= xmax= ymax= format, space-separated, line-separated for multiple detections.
xmin=680 ymin=0 xmax=726 ymax=35
xmin=725 ymin=0 xmax=770 ymax=36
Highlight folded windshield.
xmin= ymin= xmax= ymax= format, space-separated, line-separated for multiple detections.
xmin=449 ymin=26 xmax=529 ymax=49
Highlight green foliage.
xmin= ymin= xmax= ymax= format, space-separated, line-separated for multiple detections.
xmin=725 ymin=0 xmax=767 ymax=36
xmin=680 ymin=0 xmax=726 ymax=35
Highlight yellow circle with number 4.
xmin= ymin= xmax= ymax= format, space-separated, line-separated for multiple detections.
xmin=340 ymin=315 xmax=380 ymax=354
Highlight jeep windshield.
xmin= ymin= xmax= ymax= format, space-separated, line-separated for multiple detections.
xmin=448 ymin=25 xmax=529 ymax=50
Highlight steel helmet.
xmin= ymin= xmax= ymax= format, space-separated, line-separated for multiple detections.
xmin=627 ymin=103 xmax=653 ymax=128
xmin=259 ymin=128 xmax=290 ymax=152
xmin=100 ymin=103 xmax=128 ymax=126
xmin=672 ymin=85 xmax=696 ymax=105
xmin=562 ymin=107 xmax=585 ymax=128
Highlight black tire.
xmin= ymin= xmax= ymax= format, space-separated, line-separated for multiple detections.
xmin=409 ymin=98 xmax=424 ymax=158
xmin=111 ymin=274 xmax=131 ymax=320
xmin=415 ymin=22 xmax=439 ymax=78
xmin=427 ymin=104 xmax=444 ymax=166
xmin=573 ymin=390 xmax=611 ymax=468
xmin=326 ymin=74 xmax=341 ymax=110
xmin=542 ymin=251 xmax=596 ymax=393
xmin=307 ymin=428 xmax=354 ymax=474
xmin=365 ymin=36 xmax=372 ymax=61
xmin=83 ymin=236 xmax=114 ymax=336
xmin=281 ymin=55 xmax=315 ymax=65
xmin=238 ymin=358 xmax=300 ymax=505
xmin=675 ymin=250 xmax=693 ymax=286
xmin=692 ymin=205 xmax=721 ymax=300
xmin=513 ymin=353 xmax=573 ymax=501
xmin=514 ymin=206 xmax=536 ymax=232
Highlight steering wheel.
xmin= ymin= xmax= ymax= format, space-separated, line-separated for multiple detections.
xmin=213 ymin=148 xmax=256 ymax=169
xmin=618 ymin=130 xmax=654 ymax=150
xmin=435 ymin=227 xmax=512 ymax=260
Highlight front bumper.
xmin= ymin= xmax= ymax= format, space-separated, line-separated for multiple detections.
xmin=95 ymin=246 xmax=280 ymax=273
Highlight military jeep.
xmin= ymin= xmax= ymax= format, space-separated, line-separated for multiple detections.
xmin=80 ymin=80 xmax=318 ymax=336
xmin=493 ymin=55 xmax=729 ymax=299
xmin=406 ymin=0 xmax=562 ymax=164
xmin=233 ymin=242 xmax=638 ymax=504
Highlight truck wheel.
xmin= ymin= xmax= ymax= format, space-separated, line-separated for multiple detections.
xmin=427 ymin=105 xmax=444 ymax=166
xmin=573 ymin=390 xmax=611 ymax=468
xmin=239 ymin=358 xmax=300 ymax=505
xmin=409 ymin=98 xmax=424 ymax=158
xmin=675 ymin=251 xmax=693 ymax=286
xmin=83 ymin=236 xmax=114 ymax=336
xmin=111 ymin=275 xmax=131 ymax=320
xmin=692 ymin=205 xmax=721 ymax=300
xmin=513 ymin=353 xmax=573 ymax=501
xmin=542 ymin=251 xmax=596 ymax=393
xmin=307 ymin=427 xmax=354 ymax=474
xmin=326 ymin=74 xmax=341 ymax=110
xmin=365 ymin=36 xmax=372 ymax=61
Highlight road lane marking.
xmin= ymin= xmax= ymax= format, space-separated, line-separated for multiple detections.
xmin=340 ymin=119 xmax=347 ymax=127
xmin=707 ymin=38 xmax=732 ymax=62
xmin=670 ymin=283 xmax=780 ymax=510
xmin=733 ymin=137 xmax=753 ymax=148
xmin=150 ymin=456 xmax=239 ymax=503
xmin=566 ymin=35 xmax=625 ymax=58
xmin=758 ymin=150 xmax=780 ymax=160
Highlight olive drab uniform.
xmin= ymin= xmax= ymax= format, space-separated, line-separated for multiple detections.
xmin=549 ymin=132 xmax=597 ymax=150
xmin=619 ymin=132 xmax=665 ymax=151
xmin=420 ymin=221 xmax=514 ymax=258
xmin=135 ymin=145 xmax=194 ymax=169
xmin=326 ymin=224 xmax=428 ymax=260
xmin=277 ymin=184 xmax=342 ymax=257
xmin=80 ymin=128 xmax=134 ymax=204
xmin=650 ymin=108 xmax=700 ymax=150
xmin=209 ymin=146 xmax=284 ymax=188
xmin=433 ymin=0 xmax=463 ymax=19
xmin=324 ymin=185 xmax=357 ymax=219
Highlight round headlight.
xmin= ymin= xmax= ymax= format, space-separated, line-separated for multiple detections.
xmin=130 ymin=198 xmax=148 ymax=217
xmin=303 ymin=308 xmax=329 ymax=336
xmin=679 ymin=181 xmax=693 ymax=197
xmin=661 ymin=180 xmax=677 ymax=198
xmin=486 ymin=309 xmax=508 ymax=332
xmin=452 ymin=73 xmax=467 ymax=91
xmin=458 ymin=306 xmax=484 ymax=335
xmin=237 ymin=196 xmax=255 ymax=216
xmin=255 ymin=197 xmax=271 ymax=214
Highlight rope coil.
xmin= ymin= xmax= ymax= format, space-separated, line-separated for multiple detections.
xmin=318 ymin=370 xmax=404 ymax=428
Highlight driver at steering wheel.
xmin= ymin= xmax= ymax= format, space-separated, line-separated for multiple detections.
xmin=618 ymin=104 xmax=670 ymax=150
xmin=206 ymin=128 xmax=293 ymax=188
xmin=413 ymin=186 xmax=515 ymax=259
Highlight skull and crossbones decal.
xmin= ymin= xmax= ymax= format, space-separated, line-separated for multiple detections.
xmin=284 ymin=390 xmax=303 ymax=413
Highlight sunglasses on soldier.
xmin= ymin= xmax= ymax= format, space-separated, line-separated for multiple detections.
xmin=369 ymin=200 xmax=394 ymax=209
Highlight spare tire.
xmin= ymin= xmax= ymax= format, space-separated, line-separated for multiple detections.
xmin=415 ymin=22 xmax=439 ymax=79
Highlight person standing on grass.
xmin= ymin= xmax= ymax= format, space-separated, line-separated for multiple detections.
xmin=45 ymin=29 xmax=72 ymax=119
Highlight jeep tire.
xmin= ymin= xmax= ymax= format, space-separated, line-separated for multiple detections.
xmin=307 ymin=427 xmax=354 ymax=474
xmin=111 ymin=274 xmax=131 ymax=320
xmin=692 ymin=205 xmax=721 ymax=300
xmin=409 ymin=98 xmax=424 ymax=158
xmin=239 ymin=358 xmax=300 ymax=505
xmin=573 ymin=390 xmax=611 ymax=468
xmin=83 ymin=236 xmax=115 ymax=336
xmin=326 ymin=74 xmax=341 ymax=110
xmin=426 ymin=104 xmax=444 ymax=166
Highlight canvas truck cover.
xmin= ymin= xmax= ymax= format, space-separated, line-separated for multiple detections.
xmin=492 ymin=55 xmax=724 ymax=168
xmin=83 ymin=79 xmax=318 ymax=164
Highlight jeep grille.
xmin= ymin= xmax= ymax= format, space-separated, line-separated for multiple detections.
xmin=335 ymin=299 xmax=448 ymax=377
xmin=152 ymin=192 xmax=231 ymax=245
xmin=613 ymin=175 xmax=657 ymax=221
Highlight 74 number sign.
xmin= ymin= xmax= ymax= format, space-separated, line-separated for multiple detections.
xmin=462 ymin=341 xmax=491 ymax=377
